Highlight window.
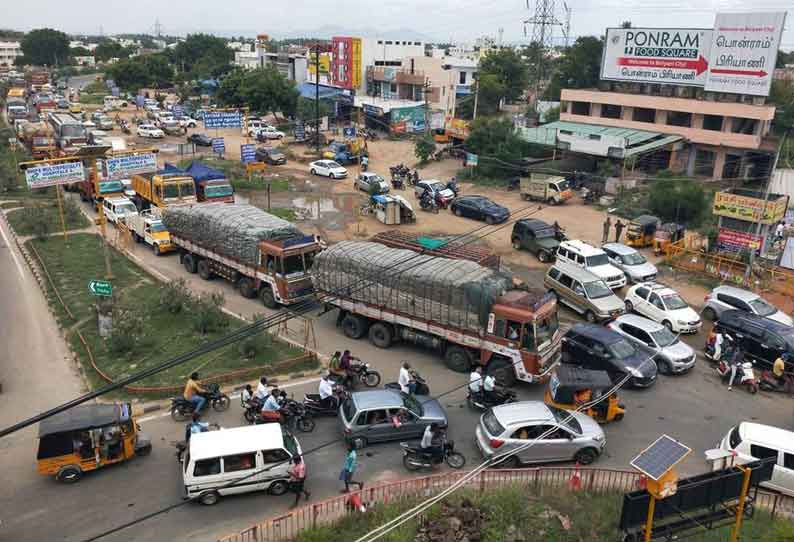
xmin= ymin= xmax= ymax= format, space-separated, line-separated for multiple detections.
xmin=390 ymin=83 xmax=397 ymax=94
xmin=194 ymin=458 xmax=221 ymax=476
xmin=666 ymin=111 xmax=692 ymax=127
xmin=559 ymin=273 xmax=573 ymax=288
xmin=717 ymin=294 xmax=745 ymax=311
xmin=729 ymin=426 xmax=742 ymax=448
xmin=784 ymin=453 xmax=794 ymax=470
xmin=694 ymin=149 xmax=716 ymax=177
xmin=547 ymin=268 xmax=561 ymax=281
xmin=224 ymin=452 xmax=256 ymax=472
xmin=632 ymin=107 xmax=656 ymax=123
xmin=749 ymin=444 xmax=778 ymax=461
xmin=262 ymin=448 xmax=290 ymax=463
xmin=557 ymin=247 xmax=568 ymax=259
xmin=702 ymin=115 xmax=723 ymax=131
xmin=588 ymin=134 xmax=602 ymax=141
xmin=365 ymin=409 xmax=389 ymax=425
xmin=573 ymin=281 xmax=585 ymax=296
xmin=600 ymin=104 xmax=622 ymax=119
xmin=764 ymin=332 xmax=786 ymax=350
xmin=506 ymin=321 xmax=521 ymax=340
xmin=385 ymin=41 xmax=393 ymax=45
xmin=731 ymin=118 xmax=757 ymax=135
xmin=571 ymin=101 xmax=591 ymax=116
xmin=459 ymin=71 xmax=467 ymax=85
xmin=650 ymin=294 xmax=664 ymax=310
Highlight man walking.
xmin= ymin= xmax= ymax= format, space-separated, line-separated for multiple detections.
xmin=340 ymin=443 xmax=364 ymax=493
xmin=602 ymin=216 xmax=611 ymax=244
xmin=614 ymin=219 xmax=625 ymax=243
xmin=288 ymin=456 xmax=310 ymax=508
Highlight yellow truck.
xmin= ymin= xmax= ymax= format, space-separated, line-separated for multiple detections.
xmin=127 ymin=209 xmax=174 ymax=256
xmin=131 ymin=172 xmax=197 ymax=210
xmin=520 ymin=173 xmax=573 ymax=205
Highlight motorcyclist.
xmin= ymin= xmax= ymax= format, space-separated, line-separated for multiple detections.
xmin=399 ymin=361 xmax=416 ymax=395
xmin=183 ymin=372 xmax=207 ymax=414
xmin=483 ymin=372 xmax=503 ymax=404
xmin=361 ymin=155 xmax=369 ymax=171
xmin=328 ymin=351 xmax=346 ymax=381
xmin=469 ymin=366 xmax=484 ymax=395
xmin=412 ymin=170 xmax=420 ymax=185
xmin=185 ymin=412 xmax=209 ymax=443
xmin=773 ymin=353 xmax=788 ymax=386
xmin=255 ymin=376 xmax=270 ymax=402
xmin=318 ymin=372 xmax=337 ymax=410
xmin=420 ymin=423 xmax=444 ymax=464
xmin=727 ymin=340 xmax=744 ymax=391
xmin=339 ymin=350 xmax=359 ymax=388
xmin=260 ymin=388 xmax=283 ymax=423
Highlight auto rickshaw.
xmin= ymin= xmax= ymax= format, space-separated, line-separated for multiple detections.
xmin=37 ymin=403 xmax=151 ymax=483
xmin=653 ymin=222 xmax=686 ymax=255
xmin=625 ymin=214 xmax=660 ymax=248
xmin=544 ymin=365 xmax=625 ymax=423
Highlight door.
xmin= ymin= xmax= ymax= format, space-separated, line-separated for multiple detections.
xmin=748 ymin=443 xmax=784 ymax=493
xmin=755 ymin=329 xmax=785 ymax=369
xmin=516 ymin=424 xmax=571 ymax=462
xmin=316 ymin=162 xmax=328 ymax=176
xmin=644 ymin=292 xmax=666 ymax=322
xmin=188 ymin=456 xmax=223 ymax=496
xmin=524 ymin=228 xmax=537 ymax=252
xmin=220 ymin=452 xmax=259 ymax=496
xmin=776 ymin=452 xmax=794 ymax=496
xmin=260 ymin=448 xmax=292 ymax=488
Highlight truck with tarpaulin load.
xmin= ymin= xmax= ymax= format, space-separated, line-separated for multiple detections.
xmin=370 ymin=230 xmax=500 ymax=270
xmin=131 ymin=171 xmax=197 ymax=210
xmin=161 ymin=204 xmax=323 ymax=308
xmin=165 ymin=162 xmax=234 ymax=204
xmin=312 ymin=241 xmax=562 ymax=385
xmin=19 ymin=122 xmax=56 ymax=159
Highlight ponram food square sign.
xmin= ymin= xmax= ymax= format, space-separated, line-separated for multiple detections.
xmin=712 ymin=191 xmax=789 ymax=224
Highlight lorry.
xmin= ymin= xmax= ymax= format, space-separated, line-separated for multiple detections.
xmin=161 ymin=204 xmax=323 ymax=308
xmin=130 ymin=172 xmax=198 ymax=210
xmin=127 ymin=209 xmax=175 ymax=256
xmin=322 ymin=140 xmax=366 ymax=165
xmin=29 ymin=70 xmax=50 ymax=92
xmin=519 ymin=173 xmax=573 ymax=205
xmin=20 ymin=122 xmax=56 ymax=159
xmin=78 ymin=177 xmax=126 ymax=208
xmin=48 ymin=112 xmax=88 ymax=151
xmin=370 ymin=230 xmax=500 ymax=270
xmin=180 ymin=162 xmax=235 ymax=203
xmin=312 ymin=241 xmax=562 ymax=385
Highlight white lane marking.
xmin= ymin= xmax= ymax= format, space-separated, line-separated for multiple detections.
xmin=0 ymin=218 xmax=26 ymax=279
xmin=137 ymin=375 xmax=322 ymax=423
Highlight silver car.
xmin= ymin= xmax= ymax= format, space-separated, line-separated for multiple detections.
xmin=355 ymin=172 xmax=390 ymax=194
xmin=475 ymin=401 xmax=606 ymax=467
xmin=602 ymin=243 xmax=657 ymax=283
xmin=703 ymin=285 xmax=793 ymax=326
xmin=607 ymin=314 xmax=695 ymax=375
xmin=340 ymin=390 xmax=448 ymax=449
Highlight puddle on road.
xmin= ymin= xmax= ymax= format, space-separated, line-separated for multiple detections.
xmin=237 ymin=189 xmax=363 ymax=231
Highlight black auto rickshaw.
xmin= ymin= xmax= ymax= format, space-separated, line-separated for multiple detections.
xmin=37 ymin=403 xmax=151 ymax=483
xmin=544 ymin=365 xmax=625 ymax=423
xmin=654 ymin=222 xmax=686 ymax=255
xmin=625 ymin=215 xmax=660 ymax=248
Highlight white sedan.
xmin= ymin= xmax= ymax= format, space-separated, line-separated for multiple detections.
xmin=309 ymin=160 xmax=347 ymax=179
xmin=137 ymin=124 xmax=165 ymax=139
xmin=623 ymin=282 xmax=702 ymax=333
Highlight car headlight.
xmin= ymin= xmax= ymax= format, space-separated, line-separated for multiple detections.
xmin=629 ymin=368 xmax=643 ymax=378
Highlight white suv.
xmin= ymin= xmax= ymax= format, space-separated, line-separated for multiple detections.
xmin=556 ymin=240 xmax=626 ymax=289
xmin=624 ymin=282 xmax=701 ymax=333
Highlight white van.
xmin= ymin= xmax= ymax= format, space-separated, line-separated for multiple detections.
xmin=102 ymin=196 xmax=138 ymax=225
xmin=556 ymin=240 xmax=627 ymax=290
xmin=182 ymin=424 xmax=300 ymax=505
xmin=712 ymin=422 xmax=794 ymax=496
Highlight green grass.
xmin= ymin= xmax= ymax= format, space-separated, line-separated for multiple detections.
xmin=28 ymin=233 xmax=310 ymax=392
xmin=268 ymin=208 xmax=297 ymax=221
xmin=177 ymin=158 xmax=292 ymax=192
xmin=78 ymin=93 xmax=105 ymax=105
xmin=6 ymin=200 xmax=90 ymax=235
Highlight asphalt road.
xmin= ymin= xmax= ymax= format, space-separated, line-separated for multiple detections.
xmin=2 ymin=197 xmax=794 ymax=542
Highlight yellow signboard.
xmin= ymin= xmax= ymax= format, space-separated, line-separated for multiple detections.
xmin=712 ymin=191 xmax=789 ymax=224
xmin=445 ymin=117 xmax=471 ymax=140
xmin=351 ymin=38 xmax=362 ymax=89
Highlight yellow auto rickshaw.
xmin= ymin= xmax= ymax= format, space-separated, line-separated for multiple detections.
xmin=625 ymin=215 xmax=660 ymax=248
xmin=544 ymin=365 xmax=625 ymax=423
xmin=37 ymin=403 xmax=151 ymax=483
xmin=653 ymin=222 xmax=686 ymax=255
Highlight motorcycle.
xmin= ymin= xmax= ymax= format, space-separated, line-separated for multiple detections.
xmin=303 ymin=387 xmax=349 ymax=417
xmin=361 ymin=160 xmax=369 ymax=172
xmin=401 ymin=438 xmax=466 ymax=471
xmin=241 ymin=395 xmax=264 ymax=424
xmin=329 ymin=362 xmax=382 ymax=389
xmin=466 ymin=388 xmax=518 ymax=411
xmin=420 ymin=194 xmax=439 ymax=214
xmin=759 ymin=370 xmax=794 ymax=394
xmin=170 ymin=383 xmax=231 ymax=421
xmin=716 ymin=359 xmax=759 ymax=394
xmin=385 ymin=370 xmax=430 ymax=395
xmin=391 ymin=177 xmax=405 ymax=190
xmin=119 ymin=120 xmax=131 ymax=135
xmin=253 ymin=397 xmax=315 ymax=432
xmin=434 ymin=192 xmax=450 ymax=210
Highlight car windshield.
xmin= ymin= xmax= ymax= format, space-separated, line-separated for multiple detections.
xmin=164 ymin=183 xmax=179 ymax=198
xmin=368 ymin=175 xmax=385 ymax=184
xmin=554 ymin=180 xmax=570 ymax=191
xmin=663 ymin=294 xmax=688 ymax=310
xmin=150 ymin=222 xmax=167 ymax=233
xmin=608 ymin=339 xmax=637 ymax=360
xmin=548 ymin=404 xmax=582 ymax=434
xmin=430 ymin=182 xmax=446 ymax=191
xmin=403 ymin=394 xmax=424 ymax=417
xmin=585 ymin=254 xmax=609 ymax=267
xmin=621 ymin=252 xmax=647 ymax=265
xmin=748 ymin=298 xmax=777 ymax=317
xmin=482 ymin=409 xmax=505 ymax=436
xmin=650 ymin=327 xmax=678 ymax=347
xmin=327 ymin=161 xmax=341 ymax=168
xmin=282 ymin=254 xmax=306 ymax=275
xmin=98 ymin=181 xmax=123 ymax=194
xmin=584 ymin=280 xmax=613 ymax=299
xmin=118 ymin=203 xmax=137 ymax=215
xmin=205 ymin=185 xmax=234 ymax=198
xmin=535 ymin=313 xmax=559 ymax=346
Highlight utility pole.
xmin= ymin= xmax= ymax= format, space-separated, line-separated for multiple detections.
xmin=423 ymin=79 xmax=430 ymax=135
xmin=314 ymin=44 xmax=320 ymax=154
xmin=472 ymin=79 xmax=479 ymax=120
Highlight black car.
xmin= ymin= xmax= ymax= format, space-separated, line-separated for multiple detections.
xmin=511 ymin=218 xmax=561 ymax=262
xmin=255 ymin=146 xmax=286 ymax=165
xmin=450 ymin=195 xmax=510 ymax=224
xmin=561 ymin=323 xmax=658 ymax=387
xmin=187 ymin=133 xmax=213 ymax=147
xmin=714 ymin=310 xmax=794 ymax=371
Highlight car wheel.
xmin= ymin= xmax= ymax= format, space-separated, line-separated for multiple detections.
xmin=268 ymin=480 xmax=289 ymax=496
xmin=624 ymin=300 xmax=634 ymax=313
xmin=56 ymin=465 xmax=83 ymax=483
xmin=511 ymin=238 xmax=521 ymax=250
xmin=485 ymin=215 xmax=495 ymax=225
xmin=497 ymin=454 xmax=521 ymax=469
xmin=538 ymin=250 xmax=550 ymax=263
xmin=199 ymin=491 xmax=220 ymax=505
xmin=310 ymin=169 xmax=317 ymax=176
xmin=574 ymin=448 xmax=598 ymax=465
xmin=454 ymin=207 xmax=463 ymax=217
xmin=444 ymin=346 xmax=472 ymax=373
xmin=703 ymin=307 xmax=717 ymax=321
xmin=585 ymin=310 xmax=598 ymax=323
xmin=657 ymin=360 xmax=672 ymax=376
xmin=662 ymin=320 xmax=673 ymax=332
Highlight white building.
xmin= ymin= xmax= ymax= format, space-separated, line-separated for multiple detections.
xmin=73 ymin=56 xmax=96 ymax=67
xmin=227 ymin=41 xmax=252 ymax=52
xmin=0 ymin=41 xmax=22 ymax=66
xmin=234 ymin=51 xmax=259 ymax=70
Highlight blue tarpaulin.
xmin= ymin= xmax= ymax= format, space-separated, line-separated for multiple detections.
xmin=184 ymin=162 xmax=226 ymax=182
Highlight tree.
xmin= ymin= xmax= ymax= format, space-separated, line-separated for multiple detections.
xmin=546 ymin=36 xmax=604 ymax=100
xmin=107 ymin=54 xmax=173 ymax=90
xmin=296 ymin=97 xmax=331 ymax=122
xmin=776 ymin=49 xmax=794 ymax=69
xmin=478 ymin=48 xmax=529 ymax=103
xmin=94 ymin=41 xmax=132 ymax=62
xmin=648 ymin=178 xmax=708 ymax=226
xmin=217 ymin=67 xmax=299 ymax=118
xmin=171 ymin=33 xmax=233 ymax=79
xmin=465 ymin=117 xmax=545 ymax=178
xmin=769 ymin=79 xmax=794 ymax=132
xmin=19 ymin=28 xmax=70 ymax=66
xmin=70 ymin=46 xmax=91 ymax=57
xmin=543 ymin=105 xmax=560 ymax=123
xmin=414 ymin=134 xmax=436 ymax=163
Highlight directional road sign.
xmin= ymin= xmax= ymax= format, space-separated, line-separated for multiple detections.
xmin=88 ymin=280 xmax=113 ymax=297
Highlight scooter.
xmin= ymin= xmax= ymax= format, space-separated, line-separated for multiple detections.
xmin=170 ymin=383 xmax=231 ymax=421
xmin=716 ymin=359 xmax=759 ymax=394
xmin=401 ymin=437 xmax=466 ymax=471
xmin=303 ymin=387 xmax=350 ymax=417
xmin=466 ymin=388 xmax=517 ymax=411
xmin=385 ymin=370 xmax=430 ymax=395
xmin=759 ymin=370 xmax=794 ymax=394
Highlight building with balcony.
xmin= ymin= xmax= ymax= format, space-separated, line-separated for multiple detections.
xmin=331 ymin=36 xmax=425 ymax=93
xmin=0 ymin=41 xmax=22 ymax=67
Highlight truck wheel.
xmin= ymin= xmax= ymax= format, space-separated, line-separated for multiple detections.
xmin=537 ymin=250 xmax=550 ymax=263
xmin=183 ymin=254 xmax=197 ymax=274
xmin=197 ymin=260 xmax=213 ymax=280
xmin=342 ymin=314 xmax=368 ymax=340
xmin=444 ymin=346 xmax=472 ymax=373
xmin=238 ymin=278 xmax=256 ymax=299
xmin=487 ymin=357 xmax=517 ymax=387
xmin=153 ymin=243 xmax=161 ymax=256
xmin=260 ymin=286 xmax=278 ymax=309
xmin=368 ymin=322 xmax=393 ymax=349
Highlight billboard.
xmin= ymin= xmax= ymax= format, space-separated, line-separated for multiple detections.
xmin=713 ymin=191 xmax=788 ymax=224
xmin=105 ymin=153 xmax=157 ymax=181
xmin=212 ymin=138 xmax=225 ymax=155
xmin=704 ymin=12 xmax=787 ymax=96
xmin=240 ymin=143 xmax=256 ymax=164
xmin=203 ymin=112 xmax=242 ymax=129
xmin=601 ymin=28 xmax=713 ymax=86
xmin=717 ymin=227 xmax=762 ymax=252
xmin=25 ymin=161 xmax=85 ymax=190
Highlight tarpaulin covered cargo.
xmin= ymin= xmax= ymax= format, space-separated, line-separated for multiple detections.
xmin=162 ymin=204 xmax=303 ymax=266
xmin=312 ymin=241 xmax=511 ymax=333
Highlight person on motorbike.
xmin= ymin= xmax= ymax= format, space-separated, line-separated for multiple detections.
xmin=773 ymin=353 xmax=787 ymax=386
xmin=339 ymin=350 xmax=358 ymax=388
xmin=361 ymin=156 xmax=369 ymax=171
xmin=483 ymin=373 xmax=502 ymax=404
xmin=412 ymin=170 xmax=420 ymax=185
xmin=183 ymin=372 xmax=207 ymax=414
xmin=727 ymin=342 xmax=744 ymax=391
xmin=329 ymin=351 xmax=346 ymax=381
xmin=421 ymin=423 xmax=444 ymax=464
xmin=318 ymin=372 xmax=337 ymax=410
xmin=399 ymin=361 xmax=416 ymax=395
xmin=255 ymin=376 xmax=270 ymax=402
xmin=242 ymin=384 xmax=256 ymax=407
xmin=259 ymin=388 xmax=283 ymax=423
xmin=469 ymin=366 xmax=483 ymax=395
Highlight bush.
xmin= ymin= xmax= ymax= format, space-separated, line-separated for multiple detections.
xmin=108 ymin=304 xmax=146 ymax=355
xmin=648 ymin=178 xmax=708 ymax=226
xmin=238 ymin=332 xmax=273 ymax=359
xmin=191 ymin=292 xmax=228 ymax=335
xmin=414 ymin=135 xmax=436 ymax=164
xmin=18 ymin=206 xmax=52 ymax=240
xmin=159 ymin=278 xmax=192 ymax=314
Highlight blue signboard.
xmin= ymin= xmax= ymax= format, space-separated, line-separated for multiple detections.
xmin=343 ymin=127 xmax=356 ymax=138
xmin=465 ymin=153 xmax=479 ymax=167
xmin=294 ymin=121 xmax=306 ymax=141
xmin=173 ymin=105 xmax=184 ymax=119
xmin=135 ymin=95 xmax=145 ymax=108
xmin=240 ymin=144 xmax=256 ymax=164
xmin=204 ymin=111 xmax=243 ymax=129
xmin=111 ymin=86 xmax=120 ymax=97
xmin=212 ymin=138 xmax=225 ymax=155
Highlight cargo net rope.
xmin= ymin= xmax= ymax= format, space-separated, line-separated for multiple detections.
xmin=313 ymin=241 xmax=512 ymax=332
xmin=162 ymin=204 xmax=303 ymax=267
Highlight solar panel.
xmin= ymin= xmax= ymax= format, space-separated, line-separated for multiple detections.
xmin=630 ymin=435 xmax=691 ymax=481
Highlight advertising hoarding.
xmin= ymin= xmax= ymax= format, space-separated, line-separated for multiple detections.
xmin=240 ymin=144 xmax=256 ymax=164
xmin=212 ymin=138 xmax=226 ymax=154
xmin=203 ymin=112 xmax=243 ymax=129
xmin=25 ymin=161 xmax=85 ymax=190
xmin=717 ymin=227 xmax=762 ymax=252
xmin=105 ymin=153 xmax=157 ymax=181
xmin=712 ymin=191 xmax=788 ymax=224
xmin=704 ymin=12 xmax=787 ymax=96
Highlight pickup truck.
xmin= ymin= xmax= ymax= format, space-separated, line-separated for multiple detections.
xmin=127 ymin=210 xmax=174 ymax=256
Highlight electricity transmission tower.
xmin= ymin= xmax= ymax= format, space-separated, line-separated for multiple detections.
xmin=524 ymin=0 xmax=565 ymax=109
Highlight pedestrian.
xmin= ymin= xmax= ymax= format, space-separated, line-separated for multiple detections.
xmin=288 ymin=456 xmax=310 ymax=508
xmin=775 ymin=221 xmax=786 ymax=244
xmin=614 ymin=219 xmax=625 ymax=243
xmin=340 ymin=443 xmax=364 ymax=493
xmin=602 ymin=216 xmax=611 ymax=244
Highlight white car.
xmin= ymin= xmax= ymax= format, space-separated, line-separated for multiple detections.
xmin=623 ymin=282 xmax=701 ymax=333
xmin=178 ymin=117 xmax=197 ymax=128
xmin=309 ymin=160 xmax=347 ymax=179
xmin=102 ymin=196 xmax=139 ymax=225
xmin=413 ymin=179 xmax=455 ymax=203
xmin=556 ymin=240 xmax=627 ymax=290
xmin=256 ymin=126 xmax=285 ymax=140
xmin=137 ymin=124 xmax=165 ymax=139
xmin=601 ymin=243 xmax=658 ymax=284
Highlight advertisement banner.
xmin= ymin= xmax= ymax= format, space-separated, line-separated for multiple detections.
xmin=173 ymin=105 xmax=184 ymax=119
xmin=717 ymin=227 xmax=762 ymax=252
xmin=391 ymin=105 xmax=425 ymax=134
xmin=25 ymin=161 xmax=85 ymax=190
xmin=294 ymin=121 xmax=306 ymax=141
xmin=465 ymin=153 xmax=479 ymax=167
xmin=105 ymin=153 xmax=158 ymax=181
xmin=203 ymin=111 xmax=243 ymax=129
xmin=212 ymin=138 xmax=225 ymax=154
xmin=713 ymin=191 xmax=788 ymax=224
xmin=240 ymin=143 xmax=256 ymax=164
xmin=704 ymin=12 xmax=786 ymax=97
xmin=601 ymin=27 xmax=712 ymax=86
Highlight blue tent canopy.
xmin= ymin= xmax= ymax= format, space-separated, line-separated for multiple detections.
xmin=160 ymin=163 xmax=185 ymax=175
xmin=184 ymin=162 xmax=226 ymax=182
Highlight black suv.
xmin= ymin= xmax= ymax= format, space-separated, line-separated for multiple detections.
xmin=714 ymin=310 xmax=794 ymax=371
xmin=511 ymin=218 xmax=561 ymax=262
xmin=561 ymin=323 xmax=658 ymax=387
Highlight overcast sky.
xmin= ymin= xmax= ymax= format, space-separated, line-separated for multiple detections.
xmin=4 ymin=0 xmax=792 ymax=49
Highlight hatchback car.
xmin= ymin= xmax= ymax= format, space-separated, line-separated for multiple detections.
xmin=601 ymin=243 xmax=657 ymax=284
xmin=137 ymin=124 xmax=164 ymax=138
xmin=255 ymin=146 xmax=286 ymax=165
xmin=624 ymin=282 xmax=701 ymax=333
xmin=607 ymin=314 xmax=696 ymax=375
xmin=309 ymin=160 xmax=347 ymax=179
xmin=475 ymin=401 xmax=606 ymax=467
xmin=414 ymin=180 xmax=455 ymax=204
xmin=339 ymin=390 xmax=448 ymax=449
xmin=561 ymin=323 xmax=658 ymax=387
xmin=355 ymin=172 xmax=390 ymax=194
xmin=713 ymin=310 xmax=794 ymax=371
xmin=187 ymin=133 xmax=213 ymax=147
xmin=511 ymin=218 xmax=560 ymax=262
xmin=450 ymin=195 xmax=510 ymax=224
xmin=703 ymin=285 xmax=792 ymax=326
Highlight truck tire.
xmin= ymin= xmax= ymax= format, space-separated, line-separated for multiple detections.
xmin=197 ymin=260 xmax=213 ymax=280
xmin=368 ymin=322 xmax=393 ymax=349
xmin=342 ymin=314 xmax=368 ymax=340
xmin=260 ymin=286 xmax=278 ymax=309
xmin=487 ymin=356 xmax=517 ymax=387
xmin=444 ymin=346 xmax=472 ymax=373
xmin=183 ymin=254 xmax=198 ymax=274
xmin=238 ymin=278 xmax=256 ymax=299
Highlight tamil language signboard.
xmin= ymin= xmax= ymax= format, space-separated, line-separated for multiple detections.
xmin=105 ymin=153 xmax=157 ymax=181
xmin=601 ymin=27 xmax=713 ymax=87
xmin=712 ymin=191 xmax=789 ymax=224
xmin=203 ymin=111 xmax=242 ymax=129
xmin=717 ymin=227 xmax=762 ymax=252
xmin=704 ymin=12 xmax=787 ymax=96
xmin=212 ymin=137 xmax=225 ymax=155
xmin=25 ymin=161 xmax=85 ymax=190
xmin=240 ymin=144 xmax=256 ymax=164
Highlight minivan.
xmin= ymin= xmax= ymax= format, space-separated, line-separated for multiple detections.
xmin=544 ymin=261 xmax=624 ymax=323
xmin=182 ymin=423 xmax=300 ymax=505
xmin=103 ymin=196 xmax=139 ymax=225
xmin=713 ymin=422 xmax=794 ymax=496
xmin=556 ymin=240 xmax=626 ymax=289
xmin=713 ymin=310 xmax=794 ymax=371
